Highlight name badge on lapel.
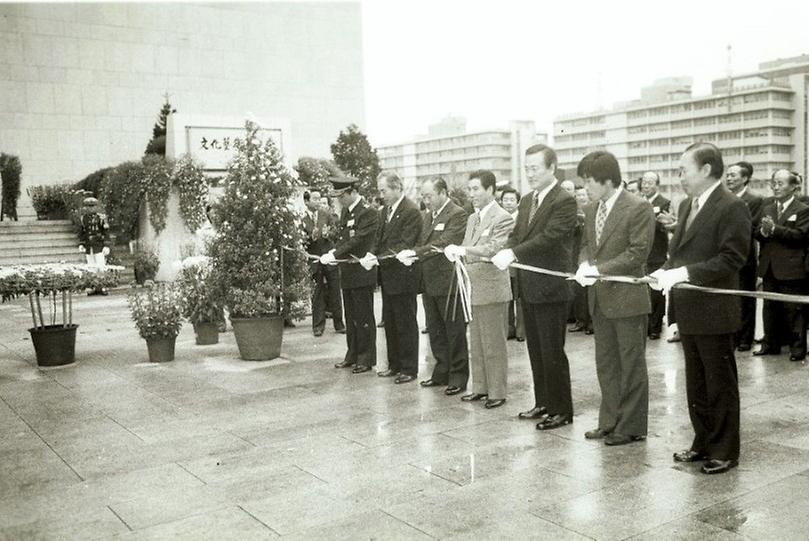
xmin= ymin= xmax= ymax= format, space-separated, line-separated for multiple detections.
xmin=347 ymin=219 xmax=355 ymax=227
xmin=788 ymin=214 xmax=797 ymax=222
xmin=434 ymin=223 xmax=445 ymax=231
xmin=482 ymin=228 xmax=491 ymax=236
xmin=653 ymin=206 xmax=660 ymax=214
xmin=349 ymin=230 xmax=356 ymax=237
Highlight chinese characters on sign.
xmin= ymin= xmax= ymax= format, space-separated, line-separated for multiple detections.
xmin=186 ymin=126 xmax=284 ymax=172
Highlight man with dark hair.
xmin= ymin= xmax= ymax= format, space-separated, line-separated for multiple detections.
xmin=651 ymin=142 xmax=750 ymax=475
xmin=500 ymin=187 xmax=524 ymax=341
xmin=570 ymin=186 xmax=593 ymax=334
xmin=753 ymin=169 xmax=809 ymax=361
xmin=725 ymin=161 xmax=763 ymax=351
xmin=303 ymin=189 xmax=345 ymax=337
xmin=399 ymin=177 xmax=469 ymax=394
xmin=491 ymin=144 xmax=578 ymax=430
xmin=576 ymin=151 xmax=655 ymax=446
xmin=640 ymin=171 xmax=671 ymax=340
xmin=371 ymin=172 xmax=423 ymax=384
xmin=321 ymin=177 xmax=379 ymax=373
xmin=625 ymin=180 xmax=641 ymax=196
xmin=445 ymin=170 xmax=515 ymax=408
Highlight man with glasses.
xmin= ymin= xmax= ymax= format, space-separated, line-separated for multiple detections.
xmin=753 ymin=170 xmax=809 ymax=362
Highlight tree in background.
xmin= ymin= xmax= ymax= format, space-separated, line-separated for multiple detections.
xmin=294 ymin=157 xmax=342 ymax=189
xmin=330 ymin=124 xmax=381 ymax=196
xmin=0 ymin=153 xmax=22 ymax=221
xmin=144 ymin=96 xmax=177 ymax=157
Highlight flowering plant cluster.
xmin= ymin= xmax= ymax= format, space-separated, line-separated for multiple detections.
xmin=0 ymin=263 xmax=122 ymax=301
xmin=208 ymin=120 xmax=309 ymax=319
xmin=176 ymin=256 xmax=223 ymax=325
xmin=127 ymin=281 xmax=184 ymax=339
xmin=174 ymin=154 xmax=209 ymax=233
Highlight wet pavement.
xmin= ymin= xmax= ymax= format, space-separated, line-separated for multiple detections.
xmin=1 ymin=291 xmax=809 ymax=539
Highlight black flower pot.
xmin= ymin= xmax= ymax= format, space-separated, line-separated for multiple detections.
xmin=193 ymin=322 xmax=219 ymax=345
xmin=145 ymin=335 xmax=176 ymax=362
xmin=230 ymin=316 xmax=283 ymax=360
xmin=28 ymin=324 xmax=78 ymax=367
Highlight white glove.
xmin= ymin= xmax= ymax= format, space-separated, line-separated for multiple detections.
xmin=359 ymin=252 xmax=378 ymax=271
xmin=443 ymin=244 xmax=466 ymax=262
xmin=319 ymin=250 xmax=337 ymax=266
xmin=101 ymin=247 xmax=110 ymax=256
xmin=78 ymin=245 xmax=85 ymax=253
xmin=491 ymin=249 xmax=515 ymax=271
xmin=396 ymin=249 xmax=417 ymax=267
xmin=650 ymin=267 xmax=688 ymax=294
xmin=575 ymin=262 xmax=598 ymax=287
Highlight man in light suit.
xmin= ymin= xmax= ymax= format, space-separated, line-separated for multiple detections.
xmin=575 ymin=151 xmax=655 ymax=446
xmin=640 ymin=172 xmax=671 ymax=340
xmin=398 ymin=177 xmax=469 ymax=395
xmin=725 ymin=161 xmax=763 ymax=352
xmin=753 ymin=169 xmax=809 ymax=361
xmin=368 ymin=172 xmax=423 ymax=384
xmin=303 ymin=189 xmax=345 ymax=337
xmin=491 ymin=144 xmax=578 ymax=430
xmin=445 ymin=170 xmax=515 ymax=409
xmin=652 ymin=142 xmax=751 ymax=475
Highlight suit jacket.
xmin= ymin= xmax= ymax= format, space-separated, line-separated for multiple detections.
xmin=506 ymin=184 xmax=577 ymax=304
xmin=333 ymin=199 xmax=378 ymax=289
xmin=302 ymin=209 xmax=336 ymax=257
xmin=646 ymin=193 xmax=671 ymax=270
xmin=755 ymin=198 xmax=809 ymax=281
xmin=580 ymin=190 xmax=655 ymax=319
xmin=414 ymin=200 xmax=467 ymax=297
xmin=376 ymin=197 xmax=423 ymax=295
xmin=664 ymin=185 xmax=751 ymax=335
xmin=739 ymin=189 xmax=764 ymax=270
xmin=463 ymin=202 xmax=514 ymax=306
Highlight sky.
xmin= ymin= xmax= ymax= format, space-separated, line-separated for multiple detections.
xmin=361 ymin=0 xmax=809 ymax=146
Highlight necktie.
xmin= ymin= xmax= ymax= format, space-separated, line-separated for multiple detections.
xmin=777 ymin=201 xmax=784 ymax=220
xmin=685 ymin=198 xmax=700 ymax=231
xmin=528 ymin=192 xmax=540 ymax=223
xmin=471 ymin=211 xmax=481 ymax=237
xmin=387 ymin=205 xmax=395 ymax=222
xmin=595 ymin=202 xmax=608 ymax=245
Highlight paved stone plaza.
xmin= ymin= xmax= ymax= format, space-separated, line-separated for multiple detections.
xmin=2 ymin=291 xmax=809 ymax=539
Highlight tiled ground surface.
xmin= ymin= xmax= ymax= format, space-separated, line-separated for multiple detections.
xmin=1 ymin=291 xmax=809 ymax=540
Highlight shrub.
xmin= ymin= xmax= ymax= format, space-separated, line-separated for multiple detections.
xmin=177 ymin=256 xmax=222 ymax=325
xmin=127 ymin=282 xmax=184 ymax=339
xmin=100 ymin=161 xmax=146 ymax=243
xmin=133 ymin=247 xmax=159 ymax=284
xmin=74 ymin=167 xmax=113 ymax=196
xmin=1 ymin=153 xmax=22 ymax=220
xmin=27 ymin=184 xmax=74 ymax=218
xmin=208 ymin=120 xmax=309 ymax=319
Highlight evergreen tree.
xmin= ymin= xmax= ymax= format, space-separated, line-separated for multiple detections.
xmin=330 ymin=124 xmax=381 ymax=195
xmin=144 ymin=97 xmax=177 ymax=156
xmin=294 ymin=157 xmax=342 ymax=189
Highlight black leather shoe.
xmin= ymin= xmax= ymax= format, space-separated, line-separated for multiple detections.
xmin=701 ymin=458 xmax=738 ymax=474
xmin=461 ymin=393 xmax=488 ymax=402
xmin=790 ymin=354 xmax=806 ymax=362
xmin=335 ymin=327 xmax=346 ymax=334
xmin=584 ymin=328 xmax=594 ymax=335
xmin=420 ymin=379 xmax=444 ymax=387
xmin=604 ymin=433 xmax=645 ymax=446
xmin=313 ymin=329 xmax=324 ymax=337
xmin=753 ymin=347 xmax=780 ymax=356
xmin=484 ymin=398 xmax=506 ymax=409
xmin=518 ymin=406 xmax=547 ymax=420
xmin=284 ymin=319 xmax=296 ymax=328
xmin=334 ymin=360 xmax=355 ymax=369
xmin=667 ymin=332 xmax=681 ymax=343
xmin=352 ymin=365 xmax=371 ymax=374
xmin=516 ymin=337 xmax=525 ymax=342
xmin=673 ymin=449 xmax=706 ymax=463
xmin=736 ymin=343 xmax=751 ymax=352
xmin=394 ymin=374 xmax=416 ymax=384
xmin=378 ymin=369 xmax=398 ymax=377
xmin=376 ymin=321 xmax=385 ymax=328
xmin=584 ymin=428 xmax=610 ymax=440
xmin=568 ymin=323 xmax=585 ymax=333
xmin=421 ymin=328 xmax=429 ymax=334
xmin=536 ymin=414 xmax=572 ymax=430
xmin=648 ymin=333 xmax=660 ymax=340
xmin=444 ymin=385 xmax=465 ymax=396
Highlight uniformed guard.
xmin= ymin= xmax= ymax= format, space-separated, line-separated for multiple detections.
xmin=78 ymin=197 xmax=110 ymax=295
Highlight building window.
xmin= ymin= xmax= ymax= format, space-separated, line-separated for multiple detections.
xmin=743 ymin=111 xmax=768 ymax=121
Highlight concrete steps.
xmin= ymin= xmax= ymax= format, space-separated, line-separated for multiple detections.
xmin=0 ymin=219 xmax=84 ymax=266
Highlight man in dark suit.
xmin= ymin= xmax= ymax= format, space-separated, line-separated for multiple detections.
xmin=640 ymin=171 xmax=670 ymax=340
xmin=569 ymin=185 xmax=593 ymax=334
xmin=303 ymin=189 xmax=345 ymax=337
xmin=753 ymin=169 xmax=809 ymax=361
xmin=500 ymin=187 xmax=525 ymax=341
xmin=725 ymin=161 xmax=763 ymax=351
xmin=399 ymin=177 xmax=469 ymax=394
xmin=491 ymin=144 xmax=578 ymax=430
xmin=369 ymin=172 xmax=423 ymax=384
xmin=651 ymin=142 xmax=750 ymax=475
xmin=320 ymin=177 xmax=379 ymax=374
xmin=576 ymin=151 xmax=655 ymax=446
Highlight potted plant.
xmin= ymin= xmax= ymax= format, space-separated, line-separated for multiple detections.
xmin=127 ymin=281 xmax=184 ymax=362
xmin=208 ymin=120 xmax=309 ymax=360
xmin=133 ymin=247 xmax=160 ymax=285
xmin=177 ymin=255 xmax=222 ymax=345
xmin=0 ymin=263 xmax=122 ymax=366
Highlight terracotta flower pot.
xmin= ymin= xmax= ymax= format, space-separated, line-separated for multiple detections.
xmin=193 ymin=322 xmax=219 ymax=345
xmin=230 ymin=316 xmax=284 ymax=360
xmin=28 ymin=324 xmax=78 ymax=367
xmin=145 ymin=335 xmax=176 ymax=362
